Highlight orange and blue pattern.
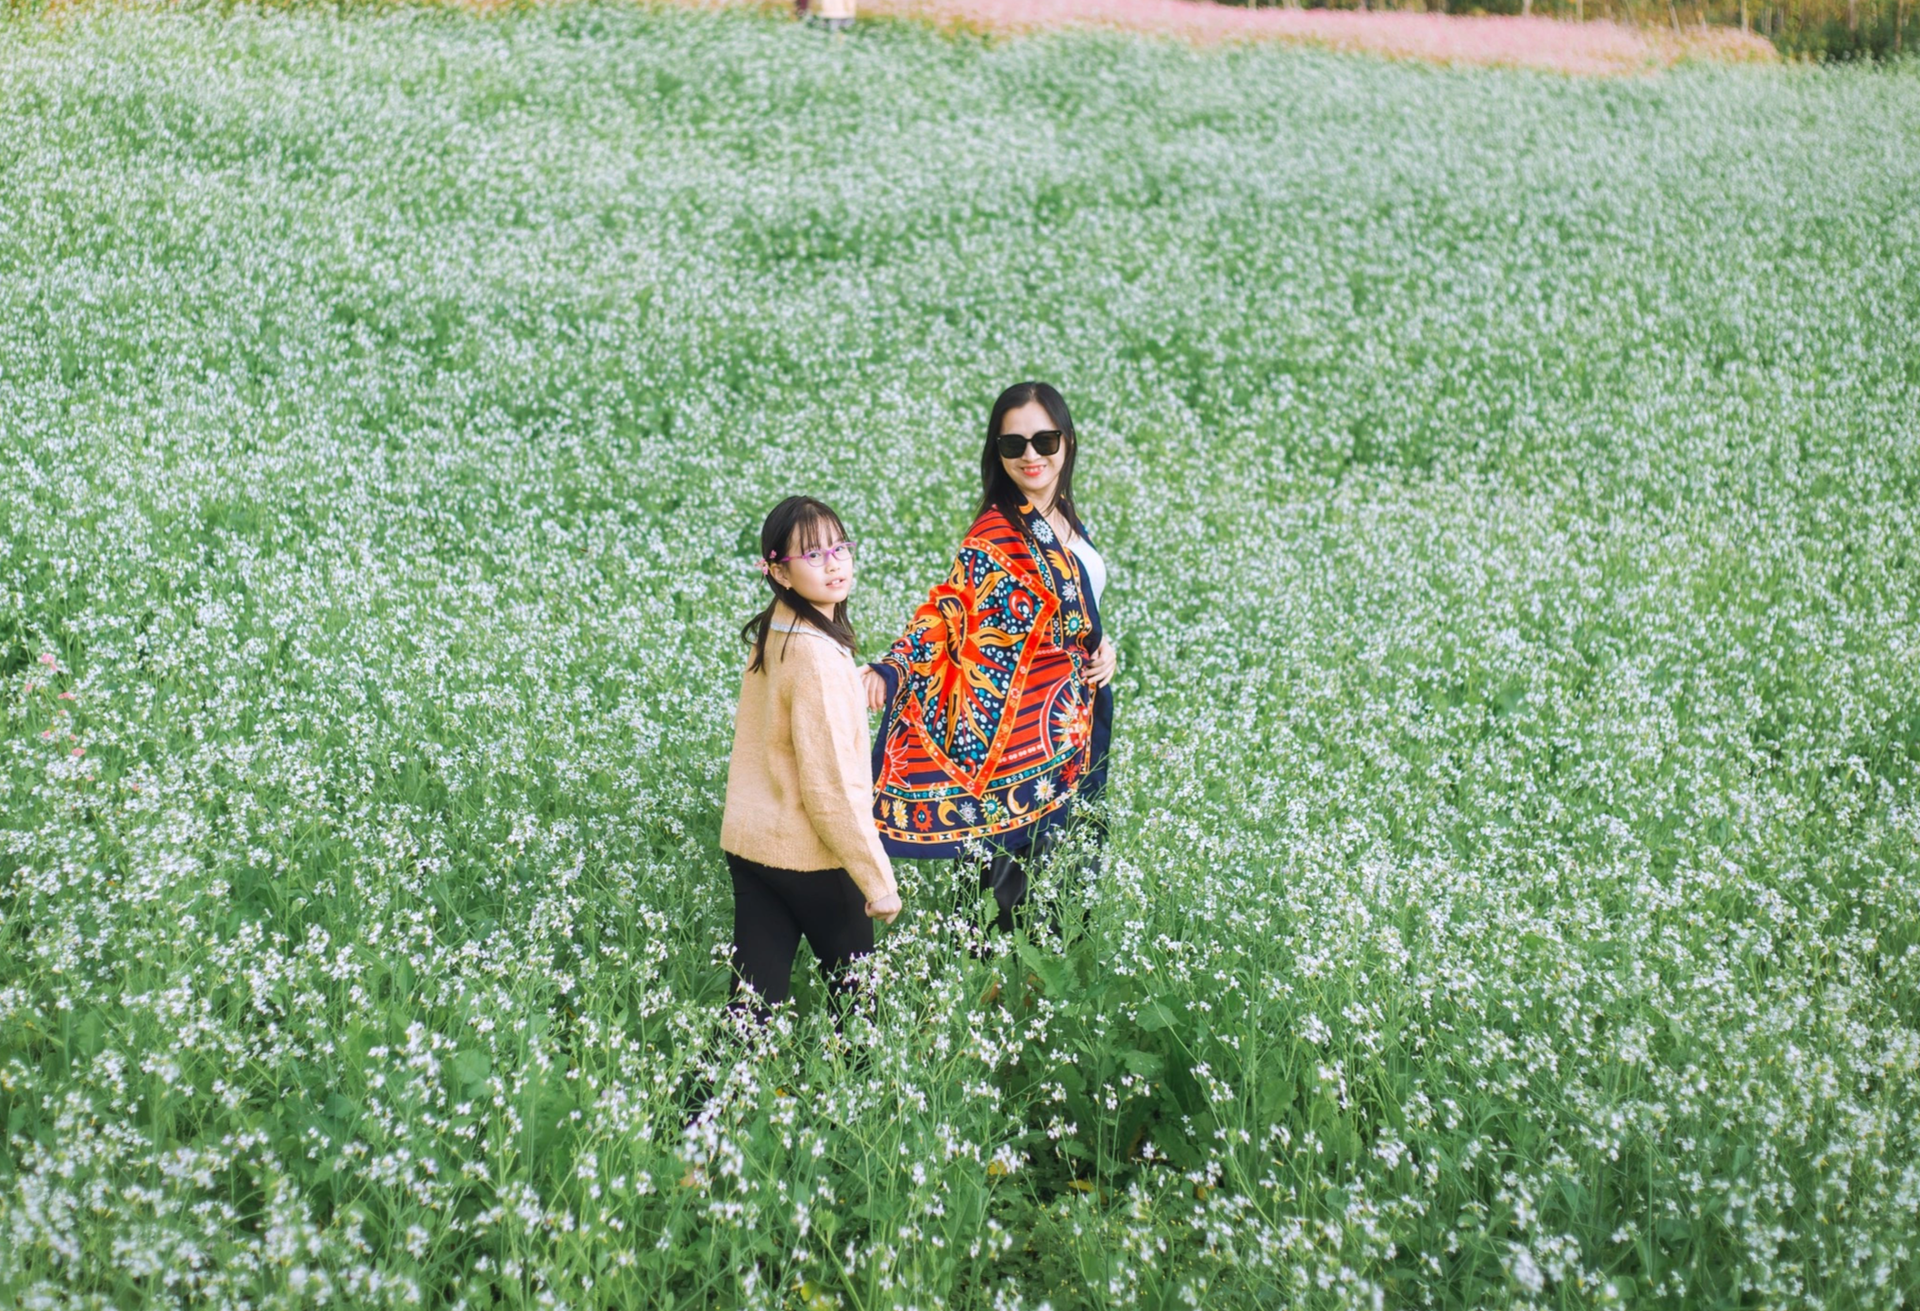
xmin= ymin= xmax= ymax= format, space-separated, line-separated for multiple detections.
xmin=871 ymin=502 xmax=1106 ymax=857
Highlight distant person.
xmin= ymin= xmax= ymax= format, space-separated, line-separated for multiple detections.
xmin=797 ymin=0 xmax=855 ymax=31
xmin=861 ymin=382 xmax=1116 ymax=935
xmin=722 ymin=496 xmax=900 ymax=1017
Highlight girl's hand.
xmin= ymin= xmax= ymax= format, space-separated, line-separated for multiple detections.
xmin=865 ymin=891 xmax=902 ymax=925
xmin=1086 ymin=637 xmax=1117 ymax=688
xmin=860 ymin=664 xmax=888 ymax=713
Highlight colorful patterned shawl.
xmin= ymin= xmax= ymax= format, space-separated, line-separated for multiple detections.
xmin=870 ymin=502 xmax=1110 ymax=858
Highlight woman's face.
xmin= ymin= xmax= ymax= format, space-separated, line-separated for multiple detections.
xmin=997 ymin=399 xmax=1068 ymax=510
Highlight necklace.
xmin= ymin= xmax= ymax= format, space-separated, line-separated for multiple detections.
xmin=1040 ymin=502 xmax=1075 ymax=547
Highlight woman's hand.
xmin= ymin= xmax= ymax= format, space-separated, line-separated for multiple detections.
xmin=865 ymin=891 xmax=902 ymax=925
xmin=1086 ymin=637 xmax=1117 ymax=688
xmin=860 ymin=664 xmax=889 ymax=712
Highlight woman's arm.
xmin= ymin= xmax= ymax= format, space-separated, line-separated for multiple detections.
xmin=861 ymin=548 xmax=972 ymax=711
xmin=1085 ymin=638 xmax=1116 ymax=687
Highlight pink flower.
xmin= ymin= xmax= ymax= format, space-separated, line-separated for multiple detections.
xmin=849 ymin=0 xmax=1773 ymax=74
xmin=38 ymin=653 xmax=57 ymax=668
xmin=70 ymin=747 xmax=84 ymax=758
xmin=41 ymin=730 xmax=54 ymax=741
xmin=57 ymin=692 xmax=75 ymax=701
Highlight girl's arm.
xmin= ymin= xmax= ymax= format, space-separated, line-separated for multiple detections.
xmin=787 ymin=645 xmax=897 ymax=907
xmin=860 ymin=664 xmax=889 ymax=713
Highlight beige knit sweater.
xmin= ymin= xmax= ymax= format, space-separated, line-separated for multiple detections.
xmin=720 ymin=610 xmax=896 ymax=905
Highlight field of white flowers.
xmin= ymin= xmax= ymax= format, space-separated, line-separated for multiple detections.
xmin=3 ymin=5 xmax=1918 ymax=1307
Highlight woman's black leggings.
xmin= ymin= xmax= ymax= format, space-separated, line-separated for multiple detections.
xmin=727 ymin=853 xmax=873 ymax=1012
xmin=965 ymin=805 xmax=1107 ymax=934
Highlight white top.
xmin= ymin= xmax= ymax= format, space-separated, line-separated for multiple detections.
xmin=1068 ymin=536 xmax=1107 ymax=606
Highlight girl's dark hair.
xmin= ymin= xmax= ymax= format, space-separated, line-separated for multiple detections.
xmin=978 ymin=381 xmax=1083 ymax=541
xmin=741 ymin=495 xmax=858 ymax=674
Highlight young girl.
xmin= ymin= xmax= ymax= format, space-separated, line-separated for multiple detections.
xmin=720 ymin=495 xmax=900 ymax=1015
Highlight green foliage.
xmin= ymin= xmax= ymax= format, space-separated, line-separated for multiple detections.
xmin=1 ymin=5 xmax=1917 ymax=1308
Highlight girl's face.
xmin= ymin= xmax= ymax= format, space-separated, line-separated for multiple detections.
xmin=998 ymin=399 xmax=1068 ymax=510
xmin=768 ymin=520 xmax=855 ymax=613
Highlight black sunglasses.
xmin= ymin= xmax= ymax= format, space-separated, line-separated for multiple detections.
xmin=996 ymin=429 xmax=1064 ymax=460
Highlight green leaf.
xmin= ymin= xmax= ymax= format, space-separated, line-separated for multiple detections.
xmin=1015 ymin=940 xmax=1070 ymax=995
xmin=450 ymin=1049 xmax=491 ymax=1092
xmin=1137 ymin=1001 xmax=1180 ymax=1032
xmin=71 ymin=1010 xmax=109 ymax=1060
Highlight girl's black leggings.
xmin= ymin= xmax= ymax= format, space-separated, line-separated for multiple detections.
xmin=727 ymin=853 xmax=872 ymax=1012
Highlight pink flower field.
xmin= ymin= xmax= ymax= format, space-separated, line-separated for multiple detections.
xmin=805 ymin=0 xmax=1777 ymax=73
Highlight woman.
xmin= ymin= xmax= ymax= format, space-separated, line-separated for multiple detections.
xmin=860 ymin=382 xmax=1116 ymax=932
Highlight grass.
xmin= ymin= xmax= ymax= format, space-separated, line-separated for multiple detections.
xmin=1 ymin=4 xmax=1918 ymax=1307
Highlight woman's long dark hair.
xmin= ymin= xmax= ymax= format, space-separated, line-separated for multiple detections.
xmin=978 ymin=381 xmax=1083 ymax=541
xmin=741 ymin=496 xmax=858 ymax=674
